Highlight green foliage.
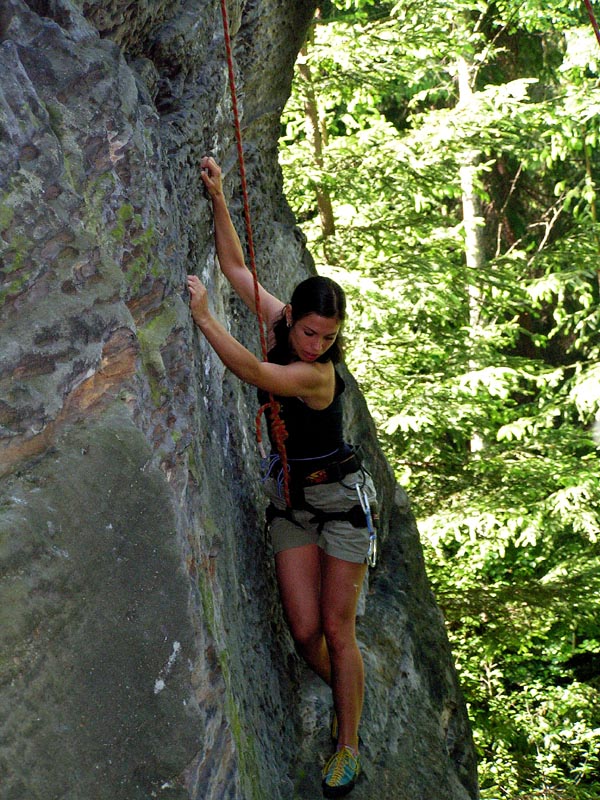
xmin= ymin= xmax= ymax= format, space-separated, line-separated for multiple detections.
xmin=280 ymin=1 xmax=600 ymax=797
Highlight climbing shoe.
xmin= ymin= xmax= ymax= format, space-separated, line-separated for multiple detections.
xmin=321 ymin=746 xmax=360 ymax=798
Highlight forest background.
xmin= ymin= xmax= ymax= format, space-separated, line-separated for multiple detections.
xmin=278 ymin=1 xmax=600 ymax=798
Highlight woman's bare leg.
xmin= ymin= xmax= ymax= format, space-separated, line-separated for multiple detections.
xmin=275 ymin=544 xmax=332 ymax=685
xmin=320 ymin=552 xmax=367 ymax=751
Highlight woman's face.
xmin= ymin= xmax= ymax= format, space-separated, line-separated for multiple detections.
xmin=288 ymin=312 xmax=340 ymax=362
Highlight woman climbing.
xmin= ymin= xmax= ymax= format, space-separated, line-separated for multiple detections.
xmin=187 ymin=155 xmax=377 ymax=798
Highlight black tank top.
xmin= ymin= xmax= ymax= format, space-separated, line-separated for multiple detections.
xmin=258 ymin=369 xmax=346 ymax=460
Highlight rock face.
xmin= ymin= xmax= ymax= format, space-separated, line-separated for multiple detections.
xmin=0 ymin=2 xmax=479 ymax=799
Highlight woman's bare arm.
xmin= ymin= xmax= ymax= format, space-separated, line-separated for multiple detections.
xmin=187 ymin=275 xmax=334 ymax=409
xmin=201 ymin=156 xmax=283 ymax=326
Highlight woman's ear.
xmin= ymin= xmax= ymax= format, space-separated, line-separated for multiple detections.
xmin=284 ymin=304 xmax=293 ymax=328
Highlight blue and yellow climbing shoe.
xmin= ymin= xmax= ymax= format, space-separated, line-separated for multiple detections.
xmin=322 ymin=746 xmax=360 ymax=798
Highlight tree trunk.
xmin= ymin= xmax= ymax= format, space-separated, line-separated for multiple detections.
xmin=457 ymin=56 xmax=485 ymax=452
xmin=297 ymin=44 xmax=336 ymax=239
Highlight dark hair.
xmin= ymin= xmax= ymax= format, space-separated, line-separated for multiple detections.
xmin=270 ymin=275 xmax=346 ymax=364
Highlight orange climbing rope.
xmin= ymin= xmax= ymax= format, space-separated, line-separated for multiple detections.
xmin=218 ymin=0 xmax=291 ymax=506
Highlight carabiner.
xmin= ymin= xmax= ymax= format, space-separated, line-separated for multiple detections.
xmin=355 ymin=483 xmax=377 ymax=568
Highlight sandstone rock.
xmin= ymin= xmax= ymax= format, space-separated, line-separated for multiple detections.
xmin=0 ymin=1 xmax=478 ymax=798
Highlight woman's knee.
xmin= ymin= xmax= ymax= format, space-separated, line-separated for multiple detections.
xmin=322 ymin=614 xmax=356 ymax=655
xmin=289 ymin=617 xmax=323 ymax=650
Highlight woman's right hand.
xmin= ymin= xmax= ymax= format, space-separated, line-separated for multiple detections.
xmin=187 ymin=274 xmax=211 ymax=327
xmin=200 ymin=156 xmax=223 ymax=199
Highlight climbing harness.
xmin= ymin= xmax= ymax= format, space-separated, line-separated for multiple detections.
xmin=264 ymin=448 xmax=379 ymax=566
xmin=218 ymin=0 xmax=291 ymax=506
xmin=263 ymin=446 xmax=361 ymax=488
xmin=265 ymin=497 xmax=372 ymax=537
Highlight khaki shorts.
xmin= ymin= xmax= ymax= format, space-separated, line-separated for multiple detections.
xmin=264 ymin=469 xmax=377 ymax=564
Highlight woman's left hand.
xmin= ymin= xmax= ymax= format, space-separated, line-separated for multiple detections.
xmin=200 ymin=156 xmax=223 ymax=199
xmin=187 ymin=274 xmax=211 ymax=326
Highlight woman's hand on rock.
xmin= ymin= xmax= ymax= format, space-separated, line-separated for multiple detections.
xmin=187 ymin=274 xmax=211 ymax=326
xmin=200 ymin=156 xmax=223 ymax=198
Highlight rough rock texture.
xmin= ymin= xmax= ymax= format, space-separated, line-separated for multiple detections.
xmin=0 ymin=1 xmax=479 ymax=799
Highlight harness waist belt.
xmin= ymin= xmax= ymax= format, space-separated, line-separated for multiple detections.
xmin=291 ymin=448 xmax=361 ymax=487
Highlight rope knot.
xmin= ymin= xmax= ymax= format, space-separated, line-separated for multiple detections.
xmin=256 ymin=399 xmax=291 ymax=507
